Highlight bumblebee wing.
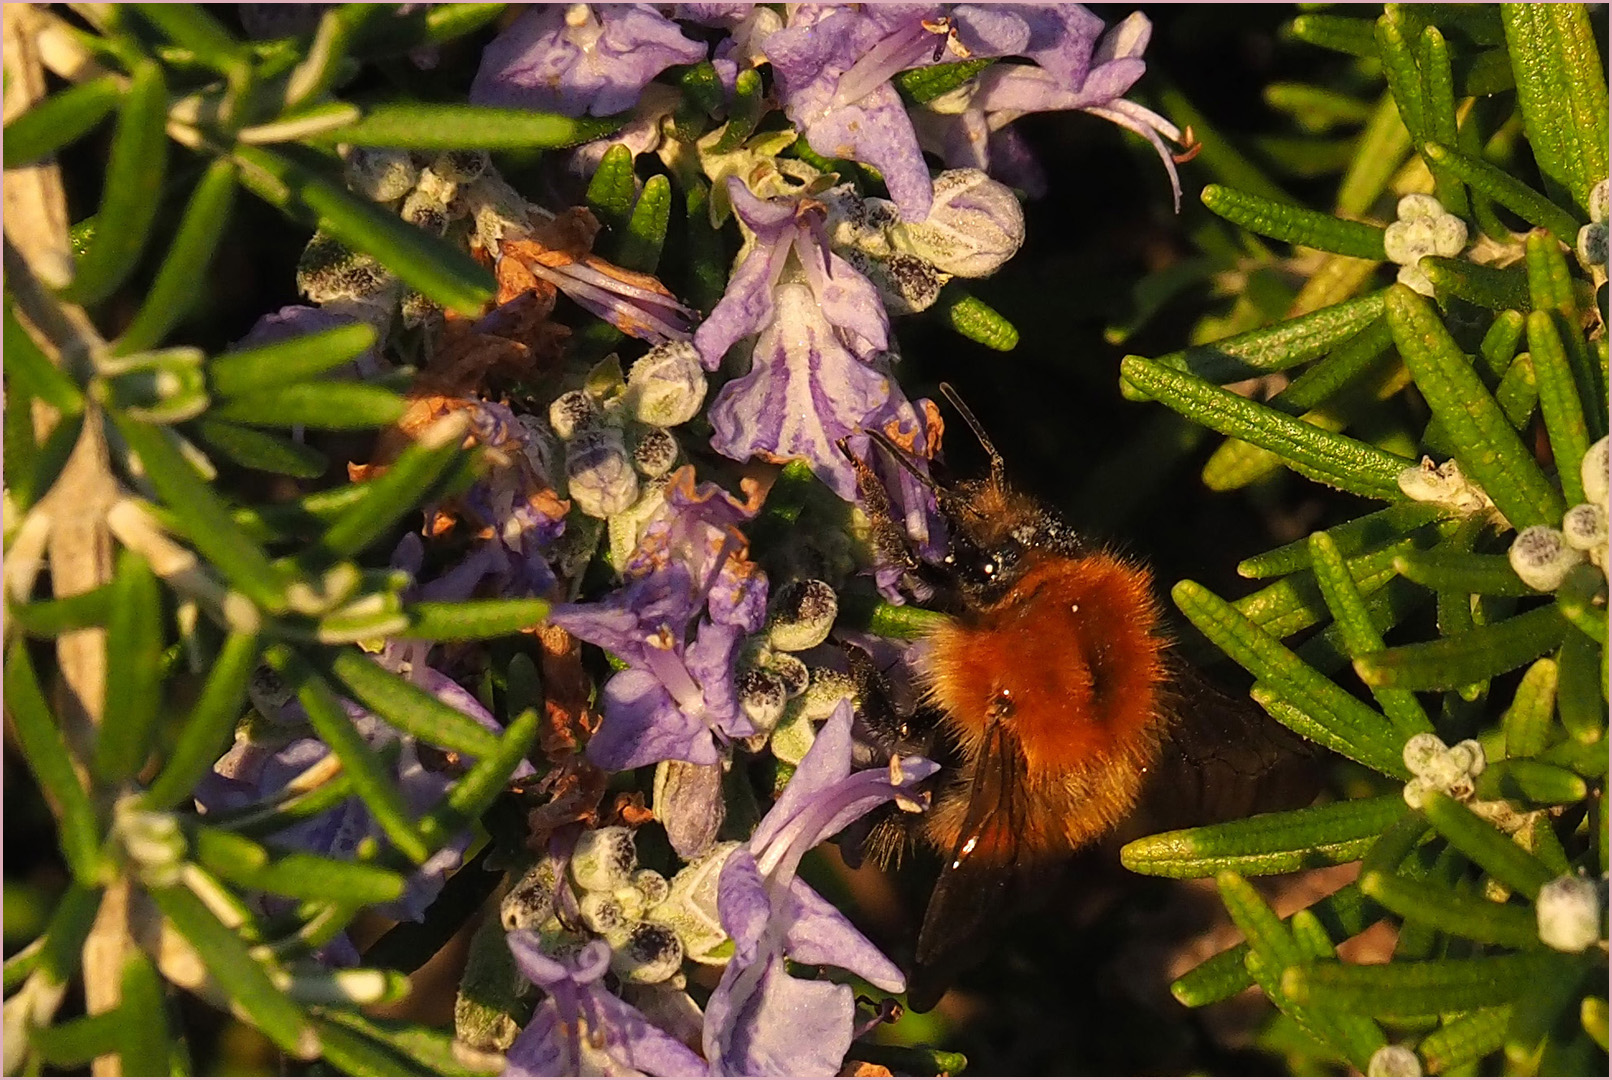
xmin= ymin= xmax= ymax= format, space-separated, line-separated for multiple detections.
xmin=907 ymin=721 xmax=1035 ymax=1012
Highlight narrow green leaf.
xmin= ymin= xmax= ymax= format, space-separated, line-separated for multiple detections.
xmin=194 ymin=418 xmax=328 ymax=478
xmin=314 ymin=103 xmax=623 ymax=151
xmin=209 ymin=321 xmax=378 ymax=397
xmin=4 ymin=304 xmax=84 ymax=414
xmin=1121 ymin=358 xmax=1412 ymax=499
xmin=130 ymin=4 xmax=244 ymax=70
xmin=1201 ymin=184 xmax=1386 ymax=259
xmin=1480 ymin=310 xmax=1528 ymax=380
xmin=681 ymin=177 xmax=727 ymax=311
xmin=194 ymin=825 xmax=407 ymax=905
xmin=1420 ymin=790 xmax=1554 ymax=899
xmin=677 ymin=60 xmax=725 ymax=121
xmin=1284 ymin=949 xmax=1566 ymax=1017
xmin=1502 ymin=953 xmax=1591 ymax=1071
xmin=1122 ymin=795 xmax=1407 ymax=879
xmin=143 ymin=631 xmax=260 ymax=809
xmin=1376 ymin=12 xmax=1425 ymax=143
xmin=1270 ymin=316 xmax=1395 ymax=414
xmin=2 ymin=881 xmax=100 ymax=993
xmin=311 ymin=414 xmax=467 ymax=561
xmin=708 ymin=67 xmax=764 ymax=153
xmin=267 ymin=647 xmax=432 ymax=864
xmin=1392 ymin=550 xmax=1533 ymax=597
xmin=1418 ymin=1007 xmax=1513 ymax=1075
xmin=61 ymin=61 xmax=167 ymax=306
xmin=1474 ymin=758 xmax=1588 ymax=805
xmin=2 ymin=76 xmax=121 ymax=168
xmin=317 ymin=1011 xmax=484 ymax=1077
xmin=1238 ymin=503 xmax=1443 ymax=578
xmin=147 ymin=883 xmax=318 ymax=1057
xmin=401 ymin=598 xmax=553 ymax=641
xmin=1500 ymin=4 xmax=1609 ymax=217
xmin=6 ymin=584 xmax=115 ymax=637
xmin=1493 ymin=350 xmax=1540 ymax=432
xmin=586 ymin=144 xmax=638 ymax=244
xmin=322 ymin=649 xmax=502 ymax=758
xmin=1263 ymin=83 xmax=1375 ymax=132
xmin=1422 ymin=142 xmax=1585 ymax=245
xmin=1361 ymin=867 xmax=1541 ymax=948
xmin=1554 ymin=565 xmax=1608 ymax=646
xmin=1418 ymin=27 xmax=1467 ymax=216
xmin=1585 ymin=998 xmax=1610 ymax=1052
xmin=117 ymin=948 xmax=172 ymax=1077
xmin=1527 ymin=310 xmax=1591 ymax=505
xmin=946 ymin=291 xmax=1018 ymax=351
xmin=894 ymin=58 xmax=995 ymax=104
xmin=1504 ymin=658 xmax=1560 ymax=759
xmin=114 ymin=160 xmax=240 ymax=353
xmin=1173 ymin=580 xmax=1408 ymax=777
xmin=617 ymin=174 xmax=671 ymax=274
xmin=14 ymin=410 xmax=85 ymax=510
xmin=1555 ymin=627 xmax=1607 ymax=745
xmin=114 ymin=416 xmax=288 ymax=611
xmin=1384 ymin=285 xmax=1564 ymax=528
xmin=1123 ymin=291 xmax=1387 ymax=398
xmin=30 ymin=1009 xmax=125 ymax=1067
xmin=1356 ymin=604 xmax=1568 ymax=691
xmin=418 ymin=705 xmax=539 ymax=844
xmin=210 ymin=382 xmax=406 ymax=430
xmin=422 ymin=3 xmax=507 ymax=43
xmin=313 ymin=1015 xmax=430 ymax=1076
xmin=233 ymin=144 xmax=492 ymax=316
xmin=1288 ymin=14 xmax=1377 ymax=59
xmin=1337 ymin=91 xmax=1413 ymax=218
xmin=1422 ymin=257 xmax=1531 ymax=313
xmin=5 ymin=642 xmax=101 ymax=882
xmin=93 ymin=549 xmax=165 ymax=784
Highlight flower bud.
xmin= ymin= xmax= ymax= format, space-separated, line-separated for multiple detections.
xmin=653 ymin=759 xmax=726 ymax=860
xmin=1384 ymin=194 xmax=1467 ymax=297
xmin=763 ymin=651 xmax=810 ymax=699
xmin=1562 ymin=502 xmax=1608 ymax=553
xmin=766 ymin=579 xmax=839 ymax=652
xmin=431 ymin=150 xmax=489 ymax=185
xmin=1582 ymin=436 xmax=1609 ymax=508
xmin=649 ymin=842 xmax=737 ymax=965
xmin=737 ymin=667 xmax=788 ymax=731
xmin=626 ymin=341 xmax=707 ymax=427
xmin=1509 ymin=525 xmax=1585 ymax=591
xmin=845 ymin=249 xmax=949 ymax=315
xmin=501 ymin=858 xmax=561 ymax=930
xmin=821 ymin=185 xmax=900 ymax=257
xmin=1402 ymin=732 xmax=1447 ymax=777
xmin=1368 ymin=1045 xmax=1422 ymax=1077
xmin=401 ymin=188 xmax=451 ymax=236
xmin=611 ymin=921 xmax=684 ymax=984
xmin=549 ymin=390 xmax=598 ymax=440
xmin=580 ymin=891 xmax=629 ymax=935
xmin=571 ymin=826 xmax=637 ymax=892
xmin=632 ymin=869 xmax=670 ymax=909
xmin=567 ymin=427 xmax=640 ymax=518
xmin=297 ymin=233 xmax=395 ymax=304
xmin=632 ymin=427 xmax=680 ymax=478
xmin=1536 ymin=874 xmax=1603 ymax=952
xmin=342 ymin=146 xmax=418 ymax=202
xmin=893 ymin=168 xmax=1025 ymax=277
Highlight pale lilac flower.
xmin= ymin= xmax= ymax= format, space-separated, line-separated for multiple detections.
xmin=702 ymin=700 xmax=935 ymax=1076
xmin=697 ymin=179 xmax=932 ymax=502
xmin=504 ymin=935 xmax=707 ymax=1077
xmin=624 ymin=465 xmax=767 ymax=632
xmin=471 ymin=4 xmax=706 ymax=117
xmin=915 ymin=11 xmax=1184 ymax=208
xmin=763 ymin=5 xmax=1032 ymax=221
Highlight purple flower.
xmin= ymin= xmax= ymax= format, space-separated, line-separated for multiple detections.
xmin=697 ymin=179 xmax=932 ymax=502
xmin=471 ymin=4 xmax=706 ymax=117
xmin=763 ymin=5 xmax=1032 ymax=222
xmin=504 ymin=935 xmax=707 ymax=1077
xmin=702 ymin=700 xmax=935 ymax=1076
xmin=915 ymin=10 xmax=1184 ymax=208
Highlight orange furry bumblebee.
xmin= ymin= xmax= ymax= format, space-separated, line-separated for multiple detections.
xmin=843 ymin=385 xmax=1316 ymax=1013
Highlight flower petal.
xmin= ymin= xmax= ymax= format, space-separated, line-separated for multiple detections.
xmin=590 ymin=668 xmax=719 ymax=771
xmin=783 ymin=878 xmax=906 ymax=993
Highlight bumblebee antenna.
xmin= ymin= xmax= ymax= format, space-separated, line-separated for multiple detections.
xmin=937 ymin=382 xmax=1004 ymax=480
xmin=864 ymin=429 xmax=942 ymax=494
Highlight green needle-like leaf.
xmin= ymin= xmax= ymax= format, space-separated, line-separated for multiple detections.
xmin=1201 ymin=184 xmax=1386 ymax=259
xmin=115 ymin=159 xmax=240 ymax=354
xmin=147 ymin=883 xmax=319 ymax=1058
xmin=61 ymin=60 xmax=168 ymax=306
xmin=946 ymin=291 xmax=1019 ymax=351
xmin=143 ymin=631 xmax=260 ymax=810
xmin=113 ymin=416 xmax=288 ymax=611
xmin=2 ymin=76 xmax=122 ymax=169
xmin=1385 ymin=285 xmax=1564 ymax=528
xmin=130 ymin=4 xmax=245 ymax=71
xmin=1173 ymin=580 xmax=1408 ymax=777
xmin=1500 ymin=3 xmax=1609 ymax=217
xmin=1421 ymin=142 xmax=1584 ymax=245
xmin=894 ymin=58 xmax=995 ymax=104
xmin=309 ymin=414 xmax=467 ymax=563
xmin=1418 ymin=1007 xmax=1514 ymax=1076
xmin=194 ymin=826 xmax=408 ymax=904
xmin=209 ymin=321 xmax=378 ymax=397
xmin=1122 ymin=794 xmax=1407 ymax=878
xmin=1270 ymin=316 xmax=1395 ymax=414
xmin=1421 ymin=256 xmax=1531 ymax=313
xmin=1122 ymin=358 xmax=1412 ymax=499
xmin=233 ymin=144 xmax=492 ymax=315
xmin=1503 ymin=658 xmax=1560 ymax=759
xmin=1527 ymin=309 xmax=1592 ymax=505
xmin=5 ymin=304 xmax=85 ymax=414
xmin=1474 ymin=758 xmax=1588 ymax=805
xmin=1284 ymin=949 xmax=1568 ymax=1018
xmin=418 ymin=705 xmax=539 ymax=844
xmin=6 ymin=584 xmax=115 ymax=637
xmin=1392 ymin=550 xmax=1533 ymax=597
xmin=194 ymin=418 xmax=328 ymax=478
xmin=1311 ymin=532 xmax=1433 ymax=739
xmin=210 ymin=381 xmax=406 ymax=430
xmin=1420 ymin=790 xmax=1554 ymax=899
xmin=1554 ymin=565 xmax=1608 ymax=646
xmin=116 ymin=948 xmax=172 ymax=1078
xmin=586 ymin=144 xmax=638 ymax=246
xmin=320 ymin=647 xmax=501 ymax=759
xmin=1555 ymin=627 xmax=1607 ymax=745
xmin=401 ymin=598 xmax=552 ymax=640
xmin=30 ymin=1011 xmax=124 ymax=1068
xmin=313 ymin=1016 xmax=433 ymax=1076
xmin=1288 ymin=14 xmax=1377 ymax=59
xmin=1238 ymin=503 xmax=1443 ymax=578
xmin=1376 ymin=11 xmax=1425 ymax=141
xmin=1360 ymin=867 xmax=1541 ymax=947
xmin=1355 ymin=604 xmax=1568 ymax=691
xmin=93 ymin=549 xmax=165 ymax=784
xmin=314 ymin=103 xmax=623 ymax=151
xmin=618 ymin=174 xmax=672 ymax=273
xmin=5 ymin=642 xmax=101 ymax=883
xmin=709 ymin=68 xmax=764 ymax=153
xmin=268 ymin=647 xmax=432 ymax=864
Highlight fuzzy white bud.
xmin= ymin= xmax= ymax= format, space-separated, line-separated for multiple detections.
xmin=766 ymin=579 xmax=840 ymax=652
xmin=548 ymin=390 xmax=597 ymax=441
xmin=1536 ymin=874 xmax=1604 ymax=952
xmin=1562 ymin=502 xmax=1608 ymax=553
xmin=1384 ymin=194 xmax=1467 ymax=297
xmin=566 ymin=427 xmax=639 ymax=518
xmin=1582 ymin=436 xmax=1609 ymax=509
xmin=1509 ymin=524 xmax=1586 ymax=591
xmin=892 ymin=168 xmax=1025 ymax=277
xmin=571 ymin=826 xmax=638 ymax=892
xmin=1368 ymin=1045 xmax=1422 ymax=1077
xmin=626 ymin=341 xmax=707 ymax=427
xmin=342 ymin=146 xmax=418 ymax=202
